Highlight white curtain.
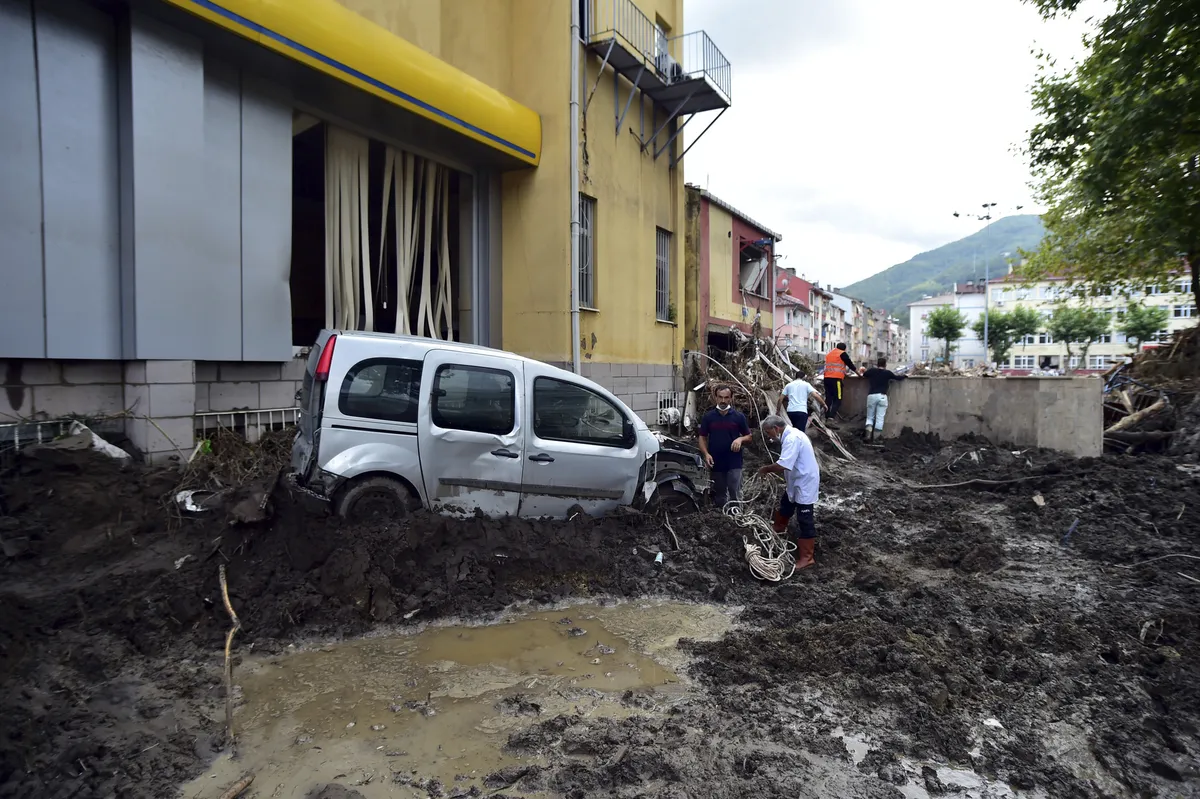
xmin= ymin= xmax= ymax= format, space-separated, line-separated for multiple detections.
xmin=324 ymin=126 xmax=372 ymax=331
xmin=326 ymin=126 xmax=455 ymax=339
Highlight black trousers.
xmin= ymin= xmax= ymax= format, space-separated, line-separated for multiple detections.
xmin=786 ymin=410 xmax=809 ymax=431
xmin=823 ymin=377 xmax=844 ymax=419
xmin=778 ymin=493 xmax=816 ymax=540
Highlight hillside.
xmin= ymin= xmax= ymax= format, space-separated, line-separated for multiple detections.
xmin=840 ymin=215 xmax=1045 ymax=319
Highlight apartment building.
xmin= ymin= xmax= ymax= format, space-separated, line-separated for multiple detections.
xmin=0 ymin=0 xmax=733 ymax=458
xmin=989 ymin=273 xmax=1197 ymax=372
xmin=907 ymin=282 xmax=989 ymax=367
xmin=683 ymin=187 xmax=781 ymax=351
xmin=908 ymin=273 xmax=1197 ymax=371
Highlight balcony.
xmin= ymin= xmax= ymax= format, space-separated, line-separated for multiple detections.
xmin=582 ymin=0 xmax=731 ymax=162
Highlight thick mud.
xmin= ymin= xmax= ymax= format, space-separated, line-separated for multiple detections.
xmin=1 ymin=430 xmax=1198 ymax=798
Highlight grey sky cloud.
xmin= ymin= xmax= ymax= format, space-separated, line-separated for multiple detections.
xmin=680 ymin=0 xmax=1098 ymax=289
xmin=686 ymin=0 xmax=861 ymax=67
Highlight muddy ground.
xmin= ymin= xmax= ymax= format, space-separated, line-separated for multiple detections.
xmin=0 ymin=429 xmax=1198 ymax=798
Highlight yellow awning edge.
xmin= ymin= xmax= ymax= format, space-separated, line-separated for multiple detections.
xmin=163 ymin=0 xmax=542 ymax=166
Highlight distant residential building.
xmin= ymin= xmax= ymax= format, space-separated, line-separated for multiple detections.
xmin=988 ymin=272 xmax=1197 ymax=372
xmin=888 ymin=320 xmax=910 ymax=365
xmin=907 ymin=281 xmax=987 ymax=367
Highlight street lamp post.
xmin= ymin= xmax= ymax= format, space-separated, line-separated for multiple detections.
xmin=953 ymin=202 xmax=1022 ymax=367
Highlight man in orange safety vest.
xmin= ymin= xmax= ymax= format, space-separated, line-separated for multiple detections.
xmin=822 ymin=343 xmax=861 ymax=422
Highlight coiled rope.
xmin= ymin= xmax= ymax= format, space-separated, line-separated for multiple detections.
xmin=724 ymin=473 xmax=796 ymax=582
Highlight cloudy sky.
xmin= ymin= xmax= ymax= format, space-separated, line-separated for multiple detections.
xmin=682 ymin=0 xmax=1098 ymax=288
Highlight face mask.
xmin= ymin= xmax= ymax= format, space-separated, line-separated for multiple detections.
xmin=716 ymin=402 xmax=731 ymax=411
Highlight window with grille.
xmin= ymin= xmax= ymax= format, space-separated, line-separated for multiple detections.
xmin=655 ymin=228 xmax=672 ymax=321
xmin=1174 ymin=304 xmax=1195 ymax=318
xmin=1012 ymin=355 xmax=1035 ymax=369
xmin=579 ymin=194 xmax=597 ymax=309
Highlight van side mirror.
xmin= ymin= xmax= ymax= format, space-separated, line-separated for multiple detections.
xmin=623 ymin=417 xmax=636 ymax=446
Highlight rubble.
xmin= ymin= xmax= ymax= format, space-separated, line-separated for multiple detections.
xmin=1102 ymin=326 xmax=1200 ymax=455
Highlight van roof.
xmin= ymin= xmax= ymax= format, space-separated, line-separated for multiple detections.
xmin=325 ymin=330 xmax=569 ymax=374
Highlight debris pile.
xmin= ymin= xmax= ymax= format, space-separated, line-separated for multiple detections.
xmin=684 ymin=324 xmax=815 ymax=426
xmin=904 ymin=361 xmax=1002 ymax=377
xmin=1102 ymin=326 xmax=1200 ymax=455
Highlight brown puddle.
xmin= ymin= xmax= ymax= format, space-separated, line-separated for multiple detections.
xmin=180 ymin=600 xmax=733 ymax=798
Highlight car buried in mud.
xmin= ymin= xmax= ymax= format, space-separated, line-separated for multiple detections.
xmin=290 ymin=330 xmax=709 ymax=521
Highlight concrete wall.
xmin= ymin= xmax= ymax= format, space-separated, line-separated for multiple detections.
xmin=839 ymin=376 xmax=1103 ymax=457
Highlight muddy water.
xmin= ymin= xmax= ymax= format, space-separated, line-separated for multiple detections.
xmin=181 ymin=600 xmax=733 ymax=798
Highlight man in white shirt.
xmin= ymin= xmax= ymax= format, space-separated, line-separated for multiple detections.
xmin=780 ymin=370 xmax=827 ymax=431
xmin=756 ymin=415 xmax=820 ymax=570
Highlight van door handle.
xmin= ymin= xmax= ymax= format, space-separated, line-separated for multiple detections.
xmin=490 ymin=449 xmax=520 ymax=459
xmin=528 ymin=453 xmax=555 ymax=463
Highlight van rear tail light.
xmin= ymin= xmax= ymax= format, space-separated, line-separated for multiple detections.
xmin=314 ymin=335 xmax=337 ymax=382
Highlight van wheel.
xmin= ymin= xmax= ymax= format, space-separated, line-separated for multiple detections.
xmin=336 ymin=477 xmax=415 ymax=523
xmin=650 ymin=481 xmax=699 ymax=515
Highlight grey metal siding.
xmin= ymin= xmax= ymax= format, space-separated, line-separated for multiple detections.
xmin=239 ymin=76 xmax=294 ymax=360
xmin=121 ymin=12 xmax=209 ymax=360
xmin=202 ymin=58 xmax=244 ymax=360
xmin=37 ymin=0 xmax=122 ymax=358
xmin=0 ymin=0 xmax=46 ymax=357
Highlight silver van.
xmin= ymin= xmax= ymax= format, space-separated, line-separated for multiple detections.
xmin=290 ymin=331 xmax=706 ymax=520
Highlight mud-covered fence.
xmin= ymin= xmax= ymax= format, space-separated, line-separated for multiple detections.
xmin=839 ymin=376 xmax=1103 ymax=457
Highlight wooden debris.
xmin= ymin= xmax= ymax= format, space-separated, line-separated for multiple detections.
xmin=218 ymin=565 xmax=242 ymax=749
xmin=217 ymin=773 xmax=255 ymax=799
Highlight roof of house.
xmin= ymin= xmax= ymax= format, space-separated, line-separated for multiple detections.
xmin=907 ymin=293 xmax=955 ymax=307
xmin=687 ymin=185 xmax=784 ymax=242
xmin=776 ymin=294 xmax=810 ymax=311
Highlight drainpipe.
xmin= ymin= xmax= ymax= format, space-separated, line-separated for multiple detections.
xmin=569 ymin=2 xmax=582 ymax=374
xmin=768 ymin=237 xmax=777 ymax=346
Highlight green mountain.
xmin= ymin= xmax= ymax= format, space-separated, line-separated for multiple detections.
xmin=840 ymin=215 xmax=1046 ymax=319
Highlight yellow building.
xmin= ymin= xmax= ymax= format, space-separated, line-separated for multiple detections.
xmin=0 ymin=0 xmax=733 ymax=449
xmin=990 ymin=273 xmax=1197 ymax=371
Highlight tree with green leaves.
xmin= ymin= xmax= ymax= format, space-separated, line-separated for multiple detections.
xmin=1117 ymin=303 xmax=1170 ymax=351
xmin=971 ymin=306 xmax=1042 ymax=365
xmin=1021 ymin=0 xmax=1200 ymax=307
xmin=1045 ymin=306 xmax=1111 ymax=370
xmin=925 ymin=306 xmax=967 ymax=362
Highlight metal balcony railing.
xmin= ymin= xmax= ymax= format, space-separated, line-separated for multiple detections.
xmin=584 ymin=0 xmax=732 ymax=104
xmin=669 ymin=30 xmax=732 ymax=104
xmin=585 ymin=0 xmax=660 ymax=64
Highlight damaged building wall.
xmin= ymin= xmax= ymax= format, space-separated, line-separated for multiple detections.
xmin=839 ymin=377 xmax=1103 ymax=457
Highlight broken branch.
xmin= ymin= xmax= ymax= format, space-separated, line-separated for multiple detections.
xmin=1106 ymin=396 xmax=1167 ymax=433
xmin=902 ymin=472 xmax=1082 ymax=490
xmin=218 ymin=565 xmax=242 ymax=749
xmin=217 ymin=773 xmax=255 ymax=799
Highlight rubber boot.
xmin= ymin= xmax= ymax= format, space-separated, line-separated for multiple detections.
xmin=867 ymin=428 xmax=875 ymax=444
xmin=772 ymin=511 xmax=789 ymax=533
xmin=796 ymin=538 xmax=816 ymax=570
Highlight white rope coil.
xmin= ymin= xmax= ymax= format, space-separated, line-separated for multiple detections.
xmin=724 ymin=474 xmax=796 ymax=582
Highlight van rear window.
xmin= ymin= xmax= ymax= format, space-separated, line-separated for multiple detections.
xmin=299 ymin=343 xmax=323 ymax=408
xmin=339 ymin=358 xmax=423 ymax=423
